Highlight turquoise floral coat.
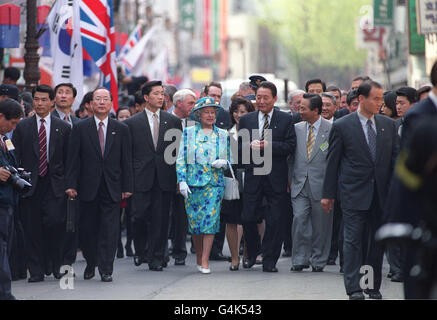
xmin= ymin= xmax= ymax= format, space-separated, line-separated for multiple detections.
xmin=176 ymin=124 xmax=231 ymax=187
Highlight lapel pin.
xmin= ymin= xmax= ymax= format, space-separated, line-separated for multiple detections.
xmin=56 ymin=128 xmax=59 ymax=132
xmin=381 ymin=128 xmax=385 ymax=132
xmin=164 ymin=121 xmax=167 ymax=125
xmin=112 ymin=132 xmax=116 ymax=135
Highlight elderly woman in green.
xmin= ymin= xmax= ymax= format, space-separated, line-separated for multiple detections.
xmin=176 ymin=97 xmax=231 ymax=274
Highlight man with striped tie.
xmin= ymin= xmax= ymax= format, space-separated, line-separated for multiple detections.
xmin=321 ymin=81 xmax=400 ymax=300
xmin=12 ymin=85 xmax=71 ymax=282
xmin=239 ymin=81 xmax=296 ymax=272
xmin=289 ymin=94 xmax=332 ymax=273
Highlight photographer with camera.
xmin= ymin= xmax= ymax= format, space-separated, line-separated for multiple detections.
xmin=0 ymin=98 xmax=23 ymax=300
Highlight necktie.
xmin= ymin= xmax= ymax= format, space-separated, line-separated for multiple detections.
xmin=64 ymin=115 xmax=70 ymax=124
xmin=98 ymin=121 xmax=105 ymax=156
xmin=261 ymin=114 xmax=269 ymax=141
xmin=38 ymin=119 xmax=48 ymax=177
xmin=152 ymin=113 xmax=159 ymax=150
xmin=307 ymin=125 xmax=315 ymax=160
xmin=367 ymin=119 xmax=377 ymax=163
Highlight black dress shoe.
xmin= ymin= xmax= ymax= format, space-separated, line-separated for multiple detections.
xmin=262 ymin=266 xmax=278 ymax=273
xmin=174 ymin=258 xmax=185 ymax=266
xmin=53 ymin=271 xmax=64 ymax=280
xmin=133 ymin=256 xmax=144 ymax=266
xmin=339 ymin=267 xmax=344 ymax=274
xmin=101 ymin=274 xmax=113 ymax=282
xmin=243 ymin=257 xmax=256 ymax=269
xmin=365 ymin=290 xmax=382 ymax=300
xmin=312 ymin=266 xmax=324 ymax=272
xmin=327 ymin=259 xmax=336 ymax=265
xmin=387 ymin=272 xmax=393 ymax=278
xmin=391 ymin=273 xmax=404 ymax=282
xmin=290 ymin=265 xmax=308 ymax=272
xmin=190 ymin=246 xmax=196 ymax=254
xmin=149 ymin=264 xmax=163 ymax=271
xmin=349 ymin=292 xmax=365 ymax=300
xmin=84 ymin=266 xmax=95 ymax=280
xmin=28 ymin=275 xmax=44 ymax=283
xmin=116 ymin=250 xmax=124 ymax=259
xmin=229 ymin=264 xmax=239 ymax=271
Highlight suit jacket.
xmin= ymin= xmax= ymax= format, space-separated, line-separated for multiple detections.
xmin=322 ymin=112 xmax=400 ymax=211
xmin=238 ymin=109 xmax=296 ymax=194
xmin=176 ymin=124 xmax=230 ymax=187
xmin=401 ymin=97 xmax=437 ymax=148
xmin=124 ymin=110 xmax=182 ymax=193
xmin=290 ymin=118 xmax=331 ymax=201
xmin=12 ymin=115 xmax=71 ymax=198
xmin=65 ymin=117 xmax=133 ymax=202
xmin=52 ymin=109 xmax=81 ymax=127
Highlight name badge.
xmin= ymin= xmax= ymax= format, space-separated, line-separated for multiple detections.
xmin=320 ymin=141 xmax=328 ymax=152
xmin=5 ymin=139 xmax=15 ymax=151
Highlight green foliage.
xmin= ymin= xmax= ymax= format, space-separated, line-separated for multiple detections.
xmin=257 ymin=0 xmax=371 ymax=69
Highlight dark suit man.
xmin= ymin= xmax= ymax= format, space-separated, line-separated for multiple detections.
xmin=322 ymin=81 xmax=400 ymax=300
xmin=239 ymin=81 xmax=296 ymax=272
xmin=385 ymin=62 xmax=437 ymax=299
xmin=0 ymin=99 xmax=23 ymax=300
xmin=52 ymin=83 xmax=81 ymax=127
xmin=124 ymin=81 xmax=182 ymax=271
xmin=65 ymin=87 xmax=133 ymax=282
xmin=13 ymin=85 xmax=71 ymax=282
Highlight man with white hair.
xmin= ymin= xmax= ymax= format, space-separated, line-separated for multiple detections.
xmin=287 ymin=89 xmax=305 ymax=124
xmin=169 ymin=89 xmax=197 ymax=266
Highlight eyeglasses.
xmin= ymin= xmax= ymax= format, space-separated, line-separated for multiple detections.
xmin=94 ymin=97 xmax=111 ymax=103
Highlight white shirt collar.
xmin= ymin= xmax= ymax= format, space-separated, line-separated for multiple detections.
xmin=145 ymin=107 xmax=160 ymax=119
xmin=36 ymin=113 xmax=51 ymax=124
xmin=357 ymin=109 xmax=375 ymax=126
xmin=56 ymin=108 xmax=69 ymax=120
xmin=307 ymin=116 xmax=322 ymax=130
xmin=94 ymin=116 xmax=108 ymax=128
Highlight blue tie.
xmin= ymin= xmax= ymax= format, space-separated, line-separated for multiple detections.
xmin=367 ymin=119 xmax=377 ymax=163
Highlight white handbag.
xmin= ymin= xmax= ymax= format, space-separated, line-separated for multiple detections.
xmin=224 ymin=161 xmax=240 ymax=200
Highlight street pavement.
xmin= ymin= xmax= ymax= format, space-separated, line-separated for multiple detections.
xmin=12 ymin=239 xmax=404 ymax=300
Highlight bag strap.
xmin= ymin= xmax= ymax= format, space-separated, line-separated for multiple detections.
xmin=227 ymin=160 xmax=236 ymax=180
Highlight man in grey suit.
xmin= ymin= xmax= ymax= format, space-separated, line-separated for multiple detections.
xmin=290 ymin=94 xmax=332 ymax=272
xmin=322 ymin=81 xmax=400 ymax=300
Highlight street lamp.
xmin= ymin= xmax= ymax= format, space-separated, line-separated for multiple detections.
xmin=23 ymin=0 xmax=40 ymax=91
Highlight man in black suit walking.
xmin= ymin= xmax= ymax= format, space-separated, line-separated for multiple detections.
xmin=65 ymin=87 xmax=133 ymax=282
xmin=124 ymin=81 xmax=182 ymax=271
xmin=12 ymin=85 xmax=71 ymax=282
xmin=322 ymin=81 xmax=400 ymax=300
xmin=239 ymin=81 xmax=296 ymax=272
xmin=51 ymin=83 xmax=81 ymax=127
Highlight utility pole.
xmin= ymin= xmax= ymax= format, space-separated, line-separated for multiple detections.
xmin=23 ymin=0 xmax=40 ymax=90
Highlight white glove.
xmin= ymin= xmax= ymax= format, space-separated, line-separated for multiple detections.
xmin=179 ymin=181 xmax=191 ymax=199
xmin=211 ymin=159 xmax=228 ymax=169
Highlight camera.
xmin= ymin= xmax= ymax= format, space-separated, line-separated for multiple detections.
xmin=4 ymin=165 xmax=32 ymax=193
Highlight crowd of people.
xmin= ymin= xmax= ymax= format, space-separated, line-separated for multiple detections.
xmin=0 ymin=61 xmax=436 ymax=300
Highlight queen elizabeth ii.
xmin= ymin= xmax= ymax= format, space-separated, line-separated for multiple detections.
xmin=176 ymin=97 xmax=231 ymax=274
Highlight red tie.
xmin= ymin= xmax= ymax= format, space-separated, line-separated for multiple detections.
xmin=98 ymin=121 xmax=105 ymax=155
xmin=38 ymin=119 xmax=48 ymax=177
xmin=0 ymin=136 xmax=7 ymax=152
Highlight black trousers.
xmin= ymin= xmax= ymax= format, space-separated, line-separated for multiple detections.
xmin=243 ymin=177 xmax=285 ymax=269
xmin=9 ymin=205 xmax=27 ymax=279
xmin=169 ymin=193 xmax=187 ymax=260
xmin=328 ymin=201 xmax=344 ymax=267
xmin=342 ymin=189 xmax=384 ymax=295
xmin=80 ymin=179 xmax=119 ymax=275
xmin=131 ymin=180 xmax=172 ymax=267
xmin=0 ymin=206 xmax=14 ymax=299
xmin=20 ymin=176 xmax=66 ymax=277
xmin=62 ymin=206 xmax=80 ymax=266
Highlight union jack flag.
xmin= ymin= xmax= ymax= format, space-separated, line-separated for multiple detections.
xmin=79 ymin=0 xmax=119 ymax=110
